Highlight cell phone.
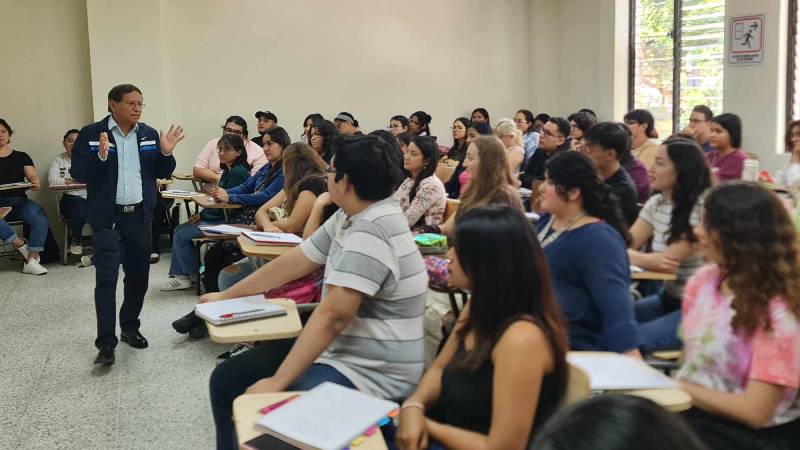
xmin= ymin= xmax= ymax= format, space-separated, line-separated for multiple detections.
xmin=240 ymin=433 xmax=302 ymax=450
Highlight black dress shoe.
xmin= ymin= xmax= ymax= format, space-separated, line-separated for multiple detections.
xmin=120 ymin=330 xmax=149 ymax=349
xmin=188 ymin=322 xmax=209 ymax=339
xmin=94 ymin=348 xmax=115 ymax=365
xmin=172 ymin=311 xmax=201 ymax=334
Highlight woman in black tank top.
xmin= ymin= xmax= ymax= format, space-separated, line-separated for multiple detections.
xmin=395 ymin=206 xmax=569 ymax=450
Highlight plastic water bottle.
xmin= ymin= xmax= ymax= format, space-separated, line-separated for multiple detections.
xmin=743 ymin=159 xmax=760 ymax=182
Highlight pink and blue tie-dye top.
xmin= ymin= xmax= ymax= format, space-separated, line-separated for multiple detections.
xmin=676 ymin=265 xmax=800 ymax=427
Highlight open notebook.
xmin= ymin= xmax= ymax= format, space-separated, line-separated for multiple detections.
xmin=256 ymin=382 xmax=398 ymax=450
xmin=194 ymin=295 xmax=287 ymax=326
xmin=242 ymin=230 xmax=303 ymax=246
xmin=200 ymin=224 xmax=248 ymax=236
xmin=567 ymin=353 xmax=678 ymax=390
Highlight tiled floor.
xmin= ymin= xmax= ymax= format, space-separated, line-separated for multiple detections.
xmin=0 ymin=253 xmax=228 ymax=449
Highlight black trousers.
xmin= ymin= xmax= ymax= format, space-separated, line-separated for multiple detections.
xmin=91 ymin=206 xmax=152 ymax=349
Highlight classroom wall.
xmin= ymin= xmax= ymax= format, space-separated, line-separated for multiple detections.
xmin=0 ymin=0 xmax=93 ymax=239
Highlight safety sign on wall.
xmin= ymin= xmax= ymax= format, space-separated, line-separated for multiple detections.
xmin=729 ymin=15 xmax=765 ymax=65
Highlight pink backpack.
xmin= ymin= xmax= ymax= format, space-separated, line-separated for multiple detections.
xmin=265 ymin=267 xmax=324 ymax=304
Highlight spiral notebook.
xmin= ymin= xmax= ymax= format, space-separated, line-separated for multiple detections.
xmin=194 ymin=295 xmax=287 ymax=326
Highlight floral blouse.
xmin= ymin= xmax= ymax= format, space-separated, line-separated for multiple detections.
xmin=395 ymin=176 xmax=446 ymax=228
xmin=676 ymin=265 xmax=800 ymax=427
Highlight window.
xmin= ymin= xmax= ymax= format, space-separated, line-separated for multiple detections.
xmin=788 ymin=0 xmax=799 ymax=122
xmin=629 ymin=0 xmax=725 ymax=138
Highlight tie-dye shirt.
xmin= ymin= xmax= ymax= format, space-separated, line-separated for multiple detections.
xmin=676 ymin=265 xmax=800 ymax=427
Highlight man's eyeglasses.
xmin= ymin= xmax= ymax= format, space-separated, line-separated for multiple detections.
xmin=125 ymin=101 xmax=145 ymax=109
xmin=222 ymin=127 xmax=244 ymax=136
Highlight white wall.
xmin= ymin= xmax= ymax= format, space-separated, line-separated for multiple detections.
xmin=0 ymin=0 xmax=93 ymax=237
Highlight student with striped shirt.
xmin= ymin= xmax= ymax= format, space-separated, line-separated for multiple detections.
xmin=202 ymin=134 xmax=427 ymax=450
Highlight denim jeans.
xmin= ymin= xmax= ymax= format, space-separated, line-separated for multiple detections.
xmin=635 ymin=293 xmax=682 ymax=352
xmin=59 ymin=194 xmax=88 ymax=244
xmin=167 ymin=220 xmax=221 ymax=276
xmin=218 ymin=256 xmax=263 ymax=291
xmin=0 ymin=197 xmax=48 ymax=252
xmin=0 ymin=219 xmax=18 ymax=243
xmin=209 ymin=339 xmax=356 ymax=450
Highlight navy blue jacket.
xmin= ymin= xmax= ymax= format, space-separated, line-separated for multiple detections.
xmin=71 ymin=115 xmax=176 ymax=228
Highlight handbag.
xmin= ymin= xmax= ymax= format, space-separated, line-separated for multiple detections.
xmin=265 ymin=267 xmax=324 ymax=304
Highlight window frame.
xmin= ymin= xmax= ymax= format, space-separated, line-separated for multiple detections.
xmin=787 ymin=0 xmax=798 ymax=123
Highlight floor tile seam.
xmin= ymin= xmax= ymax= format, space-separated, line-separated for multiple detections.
xmin=11 ymin=352 xmax=49 ymax=448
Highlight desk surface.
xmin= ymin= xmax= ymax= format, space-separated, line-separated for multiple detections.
xmin=631 ymin=271 xmax=678 ymax=281
xmin=199 ymin=224 xmax=255 ymax=240
xmin=0 ymin=182 xmax=34 ymax=191
xmin=206 ymin=298 xmax=302 ymax=343
xmin=173 ymin=173 xmax=201 ymax=181
xmin=193 ymin=195 xmax=242 ymax=209
xmin=234 ymin=391 xmax=388 ymax=449
xmin=157 ymin=179 xmax=174 ymax=186
xmin=160 ymin=191 xmax=204 ymax=200
xmin=0 ymin=207 xmax=10 ymax=220
xmin=49 ymin=183 xmax=86 ymax=191
xmin=237 ymin=235 xmax=297 ymax=259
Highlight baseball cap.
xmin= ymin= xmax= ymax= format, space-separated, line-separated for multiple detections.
xmin=255 ymin=111 xmax=278 ymax=122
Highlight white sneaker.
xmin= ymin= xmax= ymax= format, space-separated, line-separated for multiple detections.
xmin=69 ymin=244 xmax=83 ymax=255
xmin=79 ymin=255 xmax=93 ymax=267
xmin=161 ymin=276 xmax=193 ymax=291
xmin=149 ymin=252 xmax=160 ymax=264
xmin=16 ymin=243 xmax=29 ymax=260
xmin=23 ymin=258 xmax=48 ymax=275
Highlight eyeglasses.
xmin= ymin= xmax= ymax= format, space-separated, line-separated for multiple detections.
xmin=124 ymin=101 xmax=145 ymax=109
xmin=222 ymin=126 xmax=244 ymax=136
xmin=541 ymin=130 xmax=562 ymax=138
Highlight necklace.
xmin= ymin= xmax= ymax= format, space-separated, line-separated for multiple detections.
xmin=537 ymin=211 xmax=587 ymax=247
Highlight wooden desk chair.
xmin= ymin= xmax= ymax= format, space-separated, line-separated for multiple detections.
xmin=560 ymin=363 xmax=591 ymax=409
xmin=0 ymin=220 xmax=24 ymax=259
xmin=444 ymin=199 xmax=460 ymax=221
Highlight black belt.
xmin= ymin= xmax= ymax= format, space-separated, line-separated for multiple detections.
xmin=114 ymin=202 xmax=143 ymax=214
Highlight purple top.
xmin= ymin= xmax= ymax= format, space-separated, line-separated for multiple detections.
xmin=708 ymin=149 xmax=747 ymax=181
xmin=624 ymin=157 xmax=651 ymax=203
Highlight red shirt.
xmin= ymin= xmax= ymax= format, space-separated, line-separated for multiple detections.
xmin=707 ymin=149 xmax=747 ymax=181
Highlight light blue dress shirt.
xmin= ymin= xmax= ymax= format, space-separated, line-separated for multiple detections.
xmin=107 ymin=116 xmax=143 ymax=205
xmin=523 ymin=131 xmax=540 ymax=166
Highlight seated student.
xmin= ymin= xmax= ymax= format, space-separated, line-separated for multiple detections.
xmin=310 ymin=119 xmax=338 ymax=164
xmin=161 ymin=133 xmax=252 ymax=291
xmin=203 ymin=134 xmax=425 ymax=450
xmin=678 ymin=182 xmax=800 ymax=450
xmin=370 ymin=129 xmax=406 ymax=180
xmin=624 ymin=109 xmax=660 ymax=170
xmin=0 ymin=211 xmax=31 ymax=262
xmin=438 ymin=136 xmax=524 ymax=238
xmin=333 ymin=112 xmax=361 ymax=136
xmin=299 ymin=113 xmax=324 ymax=145
xmin=495 ymin=118 xmax=525 ymax=175
xmin=395 ymin=136 xmax=447 ymax=229
xmin=536 ymin=151 xmax=639 ymax=355
xmin=252 ymin=110 xmax=277 ymax=147
xmin=516 ymin=109 xmax=540 ymax=165
xmin=445 ymin=122 xmax=493 ymax=199
xmin=628 ymin=137 xmax=711 ymax=351
xmin=581 ymin=122 xmax=640 ymax=225
xmin=193 ymin=115 xmax=266 ymax=191
xmin=448 ymin=117 xmax=471 ymax=163
xmin=395 ymin=206 xmax=568 ymax=450
xmin=533 ymin=113 xmax=550 ymax=133
xmin=707 ymin=113 xmax=747 ymax=182
xmin=389 ymin=115 xmax=410 ymax=136
xmin=471 ymin=107 xmax=490 ymax=125
xmin=409 ymin=111 xmax=433 ymax=137
xmin=519 ymin=117 xmax=572 ymax=203
xmin=568 ymin=111 xmax=597 ymax=151
xmin=0 ymin=118 xmax=49 ymax=275
xmin=683 ymin=105 xmax=715 ymax=153
xmin=397 ymin=131 xmax=413 ymax=154
xmin=47 ymin=128 xmax=88 ymax=255
xmin=531 ymin=395 xmax=708 ymax=450
xmin=776 ymin=120 xmax=800 ymax=190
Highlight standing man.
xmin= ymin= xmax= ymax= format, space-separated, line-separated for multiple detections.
xmin=252 ymin=110 xmax=277 ymax=147
xmin=71 ymin=84 xmax=185 ymax=366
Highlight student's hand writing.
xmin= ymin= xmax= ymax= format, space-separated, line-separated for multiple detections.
xmin=245 ymin=377 xmax=284 ymax=395
xmin=99 ymin=132 xmax=110 ymax=159
xmin=262 ymin=223 xmax=282 ymax=233
xmin=396 ymin=407 xmax=429 ymax=450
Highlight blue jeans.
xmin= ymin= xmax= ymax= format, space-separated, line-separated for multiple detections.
xmin=59 ymin=194 xmax=88 ymax=244
xmin=0 ymin=219 xmax=18 ymax=243
xmin=209 ymin=339 xmax=356 ymax=450
xmin=0 ymin=197 xmax=48 ymax=252
xmin=635 ymin=293 xmax=682 ymax=352
xmin=218 ymin=256 xmax=260 ymax=291
xmin=168 ymin=220 xmax=221 ymax=276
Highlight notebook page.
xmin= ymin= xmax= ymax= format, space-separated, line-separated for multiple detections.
xmin=257 ymin=382 xmax=397 ymax=450
xmin=194 ymin=295 xmax=283 ymax=319
xmin=567 ymin=353 xmax=677 ymax=390
xmin=200 ymin=224 xmax=248 ymax=235
xmin=243 ymin=230 xmax=303 ymax=245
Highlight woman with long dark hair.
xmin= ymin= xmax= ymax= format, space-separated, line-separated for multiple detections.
xmin=409 ymin=111 xmax=433 ymax=136
xmin=776 ymin=119 xmax=800 ymax=189
xmin=395 ymin=136 xmax=446 ymax=229
xmin=536 ymin=151 xmax=638 ymax=354
xmin=628 ymin=136 xmax=711 ymax=351
xmin=449 ymin=117 xmax=471 ymax=163
xmin=471 ymin=107 xmax=490 ymax=125
xmin=396 ymin=206 xmax=568 ymax=450
xmin=677 ymin=182 xmax=800 ymax=450
xmin=300 ymin=113 xmax=324 ymax=144
xmin=310 ymin=119 xmax=338 ymax=164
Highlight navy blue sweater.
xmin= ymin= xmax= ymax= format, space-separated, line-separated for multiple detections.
xmin=71 ymin=116 xmax=176 ymax=228
xmin=536 ymin=215 xmax=638 ymax=352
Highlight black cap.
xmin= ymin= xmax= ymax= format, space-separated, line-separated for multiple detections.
xmin=255 ymin=111 xmax=278 ymax=122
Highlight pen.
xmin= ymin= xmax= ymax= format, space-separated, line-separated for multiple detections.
xmin=258 ymin=394 xmax=300 ymax=414
xmin=219 ymin=309 xmax=262 ymax=319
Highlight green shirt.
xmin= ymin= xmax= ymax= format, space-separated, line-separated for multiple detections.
xmin=200 ymin=163 xmax=250 ymax=222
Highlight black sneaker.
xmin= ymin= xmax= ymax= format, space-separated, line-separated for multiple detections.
xmin=188 ymin=322 xmax=208 ymax=339
xmin=172 ymin=311 xmax=201 ymax=334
